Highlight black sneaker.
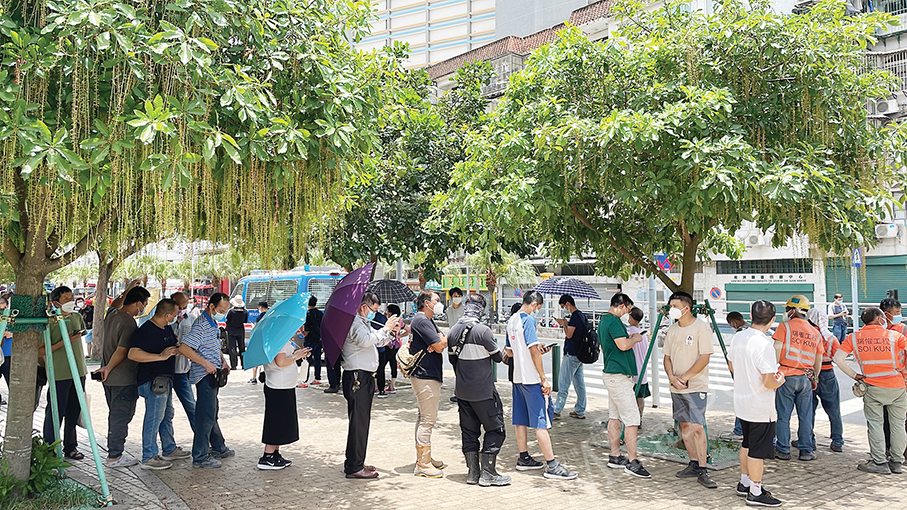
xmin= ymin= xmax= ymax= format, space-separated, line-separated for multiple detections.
xmin=543 ymin=461 xmax=578 ymax=480
xmin=676 ymin=462 xmax=699 ymax=478
xmin=774 ymin=448 xmax=791 ymax=461
xmin=624 ymin=459 xmax=651 ymax=479
xmin=257 ymin=454 xmax=289 ymax=470
xmin=737 ymin=482 xmax=750 ymax=497
xmin=376 ymin=390 xmax=387 ymax=399
xmin=698 ymin=470 xmax=718 ymax=489
xmin=830 ymin=443 xmax=843 ymax=453
xmin=515 ymin=455 xmax=545 ymax=471
xmin=323 ymin=386 xmax=339 ymax=394
xmin=746 ymin=489 xmax=782 ymax=507
xmin=607 ymin=455 xmax=629 ymax=469
xmin=274 ymin=451 xmax=292 ymax=467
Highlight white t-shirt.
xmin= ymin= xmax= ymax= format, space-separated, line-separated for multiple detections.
xmin=506 ymin=313 xmax=541 ymax=385
xmin=728 ymin=328 xmax=779 ymax=423
xmin=264 ymin=341 xmax=298 ymax=389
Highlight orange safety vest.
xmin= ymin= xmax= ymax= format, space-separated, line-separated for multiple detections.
xmin=776 ymin=318 xmax=822 ymax=377
xmin=817 ymin=327 xmax=839 ymax=368
xmin=889 ymin=324 xmax=907 ymax=386
xmin=848 ymin=327 xmax=906 ymax=389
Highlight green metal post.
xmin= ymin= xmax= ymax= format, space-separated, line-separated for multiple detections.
xmin=634 ymin=311 xmax=664 ymax=395
xmin=704 ymin=299 xmax=730 ymax=369
xmin=52 ymin=312 xmax=112 ymax=506
xmin=42 ymin=327 xmax=64 ymax=472
xmin=551 ymin=344 xmax=561 ymax=392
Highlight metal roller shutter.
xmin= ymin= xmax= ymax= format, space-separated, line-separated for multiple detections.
xmin=825 ymin=255 xmax=907 ymax=305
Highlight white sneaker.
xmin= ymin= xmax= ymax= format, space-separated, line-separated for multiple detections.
xmin=107 ymin=454 xmax=139 ymax=468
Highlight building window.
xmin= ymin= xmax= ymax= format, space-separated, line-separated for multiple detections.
xmin=716 ymin=258 xmax=813 ymax=275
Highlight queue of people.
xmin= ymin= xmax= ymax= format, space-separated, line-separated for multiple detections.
xmin=17 ymin=279 xmax=907 ymax=508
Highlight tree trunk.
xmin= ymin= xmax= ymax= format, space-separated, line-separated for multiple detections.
xmin=2 ymin=259 xmax=48 ymax=484
xmin=679 ymin=236 xmax=699 ymax=296
xmin=418 ymin=268 xmax=426 ymax=290
xmin=91 ymin=258 xmax=116 ymax=362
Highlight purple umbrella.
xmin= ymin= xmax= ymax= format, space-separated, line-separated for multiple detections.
xmin=323 ymin=263 xmax=375 ymax=366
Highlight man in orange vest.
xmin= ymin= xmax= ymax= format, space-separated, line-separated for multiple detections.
xmin=771 ymin=295 xmax=824 ymax=461
xmin=834 ymin=307 xmax=907 ymax=475
xmin=881 ymin=298 xmax=907 ymax=458
xmin=805 ymin=307 xmax=844 ymax=453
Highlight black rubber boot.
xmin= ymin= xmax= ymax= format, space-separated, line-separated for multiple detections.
xmin=465 ymin=452 xmax=480 ymax=485
xmin=479 ymin=452 xmax=512 ymax=487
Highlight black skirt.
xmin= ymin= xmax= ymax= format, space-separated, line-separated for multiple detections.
xmin=262 ymin=385 xmax=299 ymax=446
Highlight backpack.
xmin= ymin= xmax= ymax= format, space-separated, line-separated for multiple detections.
xmin=576 ymin=314 xmax=600 ymax=364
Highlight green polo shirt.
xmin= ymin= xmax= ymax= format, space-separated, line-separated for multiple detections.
xmin=598 ymin=313 xmax=637 ymax=376
xmin=48 ymin=313 xmax=87 ymax=381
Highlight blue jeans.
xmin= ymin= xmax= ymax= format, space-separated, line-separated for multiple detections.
xmin=832 ymin=323 xmax=847 ymax=344
xmin=775 ymin=374 xmax=815 ymax=454
xmin=192 ymin=375 xmax=227 ymax=463
xmin=733 ymin=417 xmax=743 ymax=436
xmin=811 ymin=369 xmax=844 ymax=448
xmin=172 ymin=372 xmax=196 ymax=431
xmin=553 ymin=354 xmax=586 ymax=415
xmin=137 ymin=379 xmax=176 ymax=463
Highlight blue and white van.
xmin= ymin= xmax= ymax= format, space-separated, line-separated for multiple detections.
xmin=230 ymin=267 xmax=345 ymax=323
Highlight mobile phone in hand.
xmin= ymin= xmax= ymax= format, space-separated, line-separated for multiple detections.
xmin=91 ymin=371 xmax=102 ymax=381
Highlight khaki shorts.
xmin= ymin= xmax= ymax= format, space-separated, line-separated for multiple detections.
xmin=603 ymin=373 xmax=641 ymax=427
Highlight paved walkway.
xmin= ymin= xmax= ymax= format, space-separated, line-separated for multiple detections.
xmin=38 ymin=367 xmax=907 ymax=510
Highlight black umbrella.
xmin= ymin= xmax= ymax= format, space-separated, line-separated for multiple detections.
xmin=366 ymin=279 xmax=416 ymax=304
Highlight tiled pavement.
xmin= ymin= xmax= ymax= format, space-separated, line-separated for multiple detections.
xmin=22 ymin=368 xmax=907 ymax=510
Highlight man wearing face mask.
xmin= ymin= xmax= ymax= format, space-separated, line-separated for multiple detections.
xmin=447 ymin=287 xmax=465 ymax=325
xmin=505 ymin=290 xmax=577 ymax=480
xmin=96 ymin=281 xmax=151 ymax=468
xmin=663 ymin=291 xmax=717 ymax=488
xmin=833 ymin=307 xmax=907 ymax=474
xmin=805 ymin=307 xmax=844 ymax=453
xmin=771 ymin=295 xmax=824 ymax=462
xmin=40 ymin=286 xmax=89 ymax=461
xmin=179 ymin=292 xmax=235 ymax=469
xmin=552 ymin=294 xmax=587 ymax=420
xmin=409 ymin=290 xmax=449 ymax=477
xmin=341 ymin=291 xmax=401 ymax=479
xmin=881 ymin=297 xmax=907 ymax=458
xmin=448 ymin=293 xmax=509 ymax=486
xmin=597 ymin=293 xmax=650 ymax=478
xmin=827 ymin=294 xmax=849 ymax=344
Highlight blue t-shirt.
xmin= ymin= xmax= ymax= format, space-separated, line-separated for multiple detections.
xmin=564 ymin=311 xmax=586 ymax=356
xmin=131 ymin=320 xmax=178 ymax=386
xmin=1 ymin=334 xmax=11 ymax=357
xmin=409 ymin=312 xmax=442 ymax=382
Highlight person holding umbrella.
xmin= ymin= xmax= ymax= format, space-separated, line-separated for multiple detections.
xmin=342 ymin=291 xmax=401 ymax=479
xmin=258 ymin=337 xmax=312 ymax=470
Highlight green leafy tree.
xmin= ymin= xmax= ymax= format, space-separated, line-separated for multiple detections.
xmin=439 ymin=0 xmax=907 ymax=294
xmin=0 ymin=0 xmax=396 ymax=484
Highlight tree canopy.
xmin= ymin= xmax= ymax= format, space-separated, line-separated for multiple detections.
xmin=438 ymin=0 xmax=907 ymax=293
xmin=0 ymin=0 xmax=400 ymax=483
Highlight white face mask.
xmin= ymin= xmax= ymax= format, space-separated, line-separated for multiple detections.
xmin=432 ymin=302 xmax=445 ymax=316
xmin=452 ymin=297 xmax=462 ymax=305
xmin=61 ymin=301 xmax=76 ymax=314
xmin=668 ymin=307 xmax=684 ymax=321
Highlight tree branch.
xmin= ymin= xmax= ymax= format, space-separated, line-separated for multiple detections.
xmin=46 ymin=213 xmax=116 ymax=273
xmin=570 ymin=203 xmax=679 ymax=292
xmin=1 ymin=239 xmax=22 ymax=269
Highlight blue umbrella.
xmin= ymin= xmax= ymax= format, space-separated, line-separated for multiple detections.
xmin=243 ymin=292 xmax=310 ymax=368
xmin=533 ymin=276 xmax=601 ymax=300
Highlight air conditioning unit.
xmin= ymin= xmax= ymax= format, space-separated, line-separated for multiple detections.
xmin=876 ymin=223 xmax=900 ymax=238
xmin=745 ymin=234 xmax=764 ymax=247
xmin=875 ymin=98 xmax=900 ymax=116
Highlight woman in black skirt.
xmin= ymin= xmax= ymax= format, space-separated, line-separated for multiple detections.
xmin=258 ymin=339 xmax=311 ymax=470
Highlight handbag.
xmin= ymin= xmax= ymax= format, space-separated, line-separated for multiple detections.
xmin=211 ymin=368 xmax=229 ymax=388
xmin=220 ymin=328 xmax=229 ymax=354
xmin=151 ymin=375 xmax=171 ymax=395
xmin=396 ymin=344 xmax=426 ymax=378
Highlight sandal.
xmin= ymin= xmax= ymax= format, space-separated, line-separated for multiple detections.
xmin=64 ymin=450 xmax=85 ymax=460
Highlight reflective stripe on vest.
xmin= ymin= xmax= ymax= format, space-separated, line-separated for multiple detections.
xmin=850 ymin=330 xmax=900 ymax=378
xmin=783 ymin=320 xmax=817 ymax=367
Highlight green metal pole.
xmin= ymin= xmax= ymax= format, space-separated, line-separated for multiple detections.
xmin=42 ymin=327 xmax=64 ymax=473
xmin=704 ymin=299 xmax=730 ymax=369
xmin=635 ymin=311 xmax=664 ymax=395
xmin=551 ymin=344 xmax=561 ymax=392
xmin=53 ymin=312 xmax=112 ymax=505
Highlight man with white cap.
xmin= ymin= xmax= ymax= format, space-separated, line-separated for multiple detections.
xmin=225 ymin=296 xmax=248 ymax=371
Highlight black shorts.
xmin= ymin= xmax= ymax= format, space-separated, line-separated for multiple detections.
xmin=740 ymin=419 xmax=775 ymax=460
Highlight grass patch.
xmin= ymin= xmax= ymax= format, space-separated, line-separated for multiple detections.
xmin=3 ymin=477 xmax=100 ymax=510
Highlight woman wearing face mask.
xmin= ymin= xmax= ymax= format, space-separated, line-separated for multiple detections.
xmin=408 ymin=290 xmax=449 ymax=478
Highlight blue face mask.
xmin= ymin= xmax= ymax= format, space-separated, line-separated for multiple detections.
xmin=366 ymin=311 xmax=376 ymax=322
xmin=530 ymin=310 xmax=540 ymax=318
xmin=893 ymin=315 xmax=903 ymax=325
xmin=213 ymin=312 xmax=226 ymax=322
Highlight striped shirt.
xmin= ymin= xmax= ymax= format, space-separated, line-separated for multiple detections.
xmin=181 ymin=312 xmax=223 ymax=384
